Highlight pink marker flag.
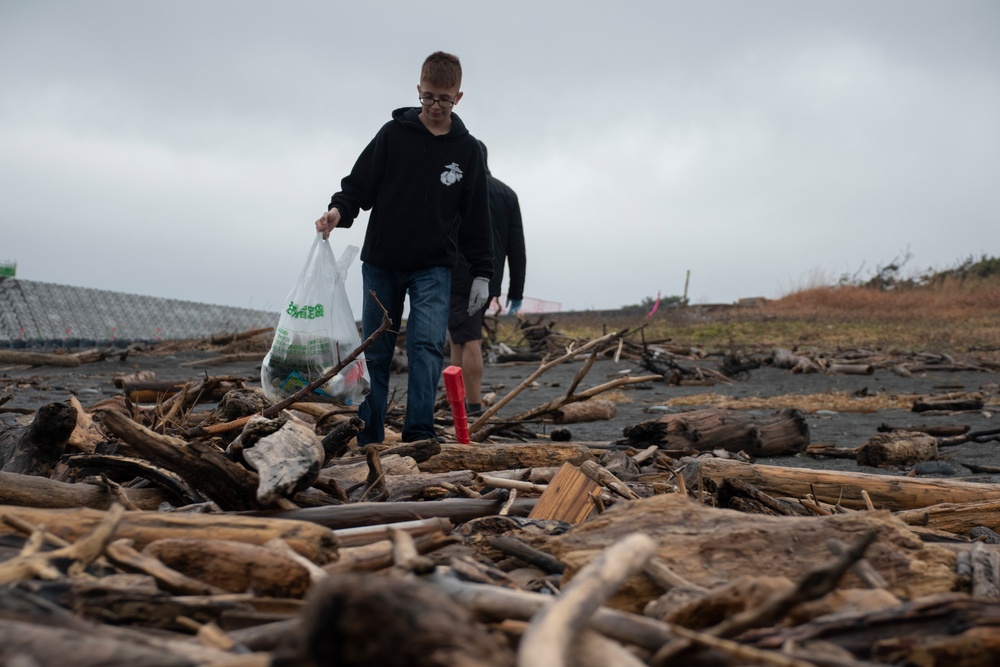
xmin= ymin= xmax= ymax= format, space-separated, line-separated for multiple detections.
xmin=646 ymin=291 xmax=662 ymax=319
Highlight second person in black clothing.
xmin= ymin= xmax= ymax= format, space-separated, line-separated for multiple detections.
xmin=448 ymin=140 xmax=527 ymax=416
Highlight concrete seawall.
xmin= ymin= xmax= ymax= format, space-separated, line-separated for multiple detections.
xmin=0 ymin=277 xmax=278 ymax=348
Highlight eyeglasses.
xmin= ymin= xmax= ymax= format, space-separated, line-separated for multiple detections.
xmin=419 ymin=95 xmax=456 ymax=109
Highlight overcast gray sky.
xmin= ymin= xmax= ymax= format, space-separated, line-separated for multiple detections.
xmin=2 ymin=1 xmax=998 ymax=316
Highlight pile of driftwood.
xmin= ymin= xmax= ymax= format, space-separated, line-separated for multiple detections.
xmin=490 ymin=315 xmax=1000 ymax=388
xmin=2 ymin=327 xmax=1000 ymax=666
xmin=770 ymin=347 xmax=1000 ymax=377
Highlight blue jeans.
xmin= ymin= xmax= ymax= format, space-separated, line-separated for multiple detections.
xmin=358 ymin=263 xmax=451 ymax=445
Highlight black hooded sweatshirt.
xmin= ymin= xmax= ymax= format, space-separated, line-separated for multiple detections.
xmin=328 ymin=107 xmax=493 ymax=281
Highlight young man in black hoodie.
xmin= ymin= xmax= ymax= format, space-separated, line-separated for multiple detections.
xmin=315 ymin=51 xmax=493 ymax=446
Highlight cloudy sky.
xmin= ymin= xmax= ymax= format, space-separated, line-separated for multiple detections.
xmin=2 ymin=1 xmax=997 ymax=316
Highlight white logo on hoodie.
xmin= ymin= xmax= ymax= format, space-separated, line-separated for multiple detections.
xmin=440 ymin=163 xmax=463 ymax=186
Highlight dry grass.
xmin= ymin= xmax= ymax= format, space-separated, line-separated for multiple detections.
xmin=598 ymin=390 xmax=633 ymax=404
xmin=514 ymin=276 xmax=1000 ymax=359
xmin=765 ymin=276 xmax=1000 ymax=322
xmin=662 ymin=391 xmax=920 ymax=413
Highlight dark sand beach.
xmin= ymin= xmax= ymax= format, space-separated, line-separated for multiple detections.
xmin=3 ymin=345 xmax=997 ymax=480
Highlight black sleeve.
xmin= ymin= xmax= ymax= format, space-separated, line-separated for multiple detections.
xmin=327 ymin=126 xmax=388 ymax=227
xmin=504 ymin=188 xmax=526 ymax=301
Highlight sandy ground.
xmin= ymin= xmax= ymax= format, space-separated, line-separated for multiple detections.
xmin=2 ymin=348 xmax=998 ymax=482
xmin=473 ymin=355 xmax=1000 ymax=478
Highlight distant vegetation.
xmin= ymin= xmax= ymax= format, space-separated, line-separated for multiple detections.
xmin=496 ymin=254 xmax=1000 ymax=358
xmin=838 ymin=250 xmax=1000 ymax=291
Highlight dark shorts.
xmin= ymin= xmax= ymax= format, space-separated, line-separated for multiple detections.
xmin=448 ymin=293 xmax=485 ymax=344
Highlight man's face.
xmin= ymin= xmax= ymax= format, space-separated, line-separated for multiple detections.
xmin=417 ymin=80 xmax=462 ymax=123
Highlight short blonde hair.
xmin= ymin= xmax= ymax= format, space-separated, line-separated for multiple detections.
xmin=421 ymin=51 xmax=462 ymax=90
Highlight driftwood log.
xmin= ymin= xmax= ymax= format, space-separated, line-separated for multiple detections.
xmin=104 ymin=539 xmax=229 ymax=596
xmin=142 ymin=537 xmax=313 ymax=598
xmin=384 ymin=470 xmax=479 ymax=503
xmin=251 ymin=498 xmax=537 ymax=530
xmin=0 ymin=350 xmax=82 ymax=368
xmin=63 ymin=454 xmax=209 ymax=506
xmin=0 ymin=505 xmax=339 ymax=563
xmin=879 ymin=422 xmax=971 ymax=437
xmin=551 ymin=399 xmax=616 ymax=424
xmin=419 ymin=442 xmax=595 ymax=474
xmin=319 ymin=416 xmax=366 ymax=460
xmin=579 ymin=460 xmax=641 ymax=501
xmin=119 ymin=380 xmax=187 ymax=403
xmin=98 ymin=409 xmax=262 ymax=511
xmin=647 ymin=532 xmax=882 ymax=665
xmin=326 ymin=532 xmax=455 ymax=574
xmin=912 ymin=394 xmax=985 ymax=413
xmin=431 ymin=573 xmax=677 ymax=652
xmin=771 ymin=348 xmax=821 ymax=373
xmin=317 ymin=454 xmax=420 ymax=488
xmin=0 ymin=470 xmax=169 ymax=510
xmin=540 ymin=494 xmax=956 ymax=613
xmin=747 ymin=593 xmax=1000 ymax=664
xmin=0 ymin=618 xmax=226 ymax=667
xmin=686 ymin=457 xmax=1000 ymax=511
xmin=895 ymin=498 xmax=1000 ymax=533
xmin=619 ymin=408 xmax=809 ymax=456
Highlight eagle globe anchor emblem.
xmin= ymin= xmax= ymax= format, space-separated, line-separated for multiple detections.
xmin=440 ymin=163 xmax=464 ymax=186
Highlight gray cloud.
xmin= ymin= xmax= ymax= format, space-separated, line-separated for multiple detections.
xmin=2 ymin=0 xmax=997 ymax=315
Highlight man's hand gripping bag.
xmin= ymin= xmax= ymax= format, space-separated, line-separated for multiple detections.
xmin=261 ymin=236 xmax=370 ymax=405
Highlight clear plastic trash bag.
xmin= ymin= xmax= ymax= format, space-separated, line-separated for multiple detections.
xmin=261 ymin=235 xmax=370 ymax=406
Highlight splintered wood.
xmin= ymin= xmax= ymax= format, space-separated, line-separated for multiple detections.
xmin=528 ymin=462 xmax=601 ymax=524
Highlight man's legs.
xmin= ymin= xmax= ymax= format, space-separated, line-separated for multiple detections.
xmin=358 ymin=263 xmax=405 ymax=447
xmin=459 ymin=339 xmax=484 ymax=411
xmin=402 ymin=266 xmax=451 ymax=442
xmin=447 ymin=299 xmax=487 ymax=413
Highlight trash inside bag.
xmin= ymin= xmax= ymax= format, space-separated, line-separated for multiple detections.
xmin=261 ymin=236 xmax=369 ymax=406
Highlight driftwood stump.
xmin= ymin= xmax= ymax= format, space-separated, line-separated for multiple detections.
xmin=0 ymin=402 xmax=78 ymax=476
xmin=284 ymin=572 xmax=515 ymax=666
xmin=619 ymin=408 xmax=809 ymax=456
xmin=229 ymin=416 xmax=325 ymax=505
xmin=855 ymin=430 xmax=939 ymax=468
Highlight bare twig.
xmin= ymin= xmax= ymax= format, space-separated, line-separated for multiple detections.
xmin=518 ymin=533 xmax=657 ymax=667
xmin=0 ymin=504 xmax=126 ymax=584
xmin=469 ymin=330 xmax=627 ymax=435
